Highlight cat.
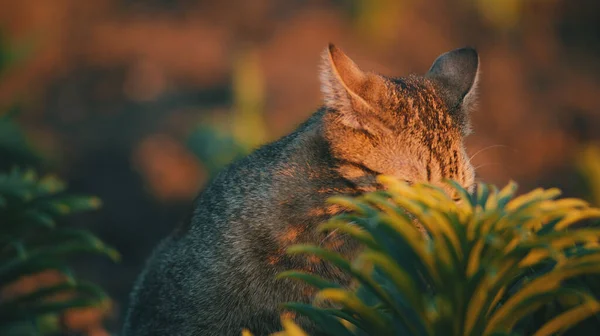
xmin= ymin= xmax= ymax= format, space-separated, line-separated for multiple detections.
xmin=122 ymin=44 xmax=479 ymax=336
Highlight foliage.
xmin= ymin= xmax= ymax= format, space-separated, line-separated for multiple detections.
xmin=0 ymin=110 xmax=41 ymax=169
xmin=256 ymin=177 xmax=600 ymax=335
xmin=345 ymin=0 xmax=537 ymax=37
xmin=0 ymin=34 xmax=119 ymax=335
xmin=0 ymin=31 xmax=33 ymax=78
xmin=188 ymin=45 xmax=269 ymax=178
xmin=347 ymin=0 xmax=406 ymax=43
xmin=471 ymin=0 xmax=524 ymax=31
xmin=577 ymin=144 xmax=600 ymax=207
xmin=0 ymin=30 xmax=39 ymax=168
xmin=187 ymin=126 xmax=248 ymax=178
xmin=0 ymin=167 xmax=120 ymax=335
xmin=231 ymin=45 xmax=268 ymax=151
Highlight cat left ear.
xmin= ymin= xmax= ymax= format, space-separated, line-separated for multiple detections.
xmin=426 ymin=47 xmax=480 ymax=135
xmin=319 ymin=44 xmax=387 ymax=130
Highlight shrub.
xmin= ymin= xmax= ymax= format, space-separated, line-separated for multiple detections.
xmin=253 ymin=176 xmax=600 ymax=336
xmin=0 ymin=167 xmax=120 ymax=335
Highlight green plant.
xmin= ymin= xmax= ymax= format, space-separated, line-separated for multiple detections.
xmin=0 ymin=110 xmax=40 ymax=168
xmin=0 ymin=167 xmax=120 ymax=335
xmin=187 ymin=44 xmax=268 ymax=179
xmin=0 ymin=33 xmax=119 ymax=335
xmin=577 ymin=144 xmax=600 ymax=207
xmin=267 ymin=176 xmax=600 ymax=335
xmin=187 ymin=126 xmax=248 ymax=177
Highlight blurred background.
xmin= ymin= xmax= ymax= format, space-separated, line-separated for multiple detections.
xmin=1 ymin=0 xmax=599 ymax=333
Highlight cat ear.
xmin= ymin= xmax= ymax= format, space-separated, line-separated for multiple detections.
xmin=426 ymin=47 xmax=480 ymax=135
xmin=319 ymin=44 xmax=386 ymax=130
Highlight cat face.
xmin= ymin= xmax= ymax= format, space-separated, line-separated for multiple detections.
xmin=320 ymin=45 xmax=478 ymax=195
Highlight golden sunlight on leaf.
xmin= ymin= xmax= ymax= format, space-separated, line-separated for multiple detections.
xmin=474 ymin=0 xmax=524 ymax=31
xmin=353 ymin=0 xmax=406 ymax=44
xmin=232 ymin=45 xmax=268 ymax=151
xmin=577 ymin=144 xmax=600 ymax=206
xmin=273 ymin=178 xmax=600 ymax=335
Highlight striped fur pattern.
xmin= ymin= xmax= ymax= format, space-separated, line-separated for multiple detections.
xmin=122 ymin=44 xmax=480 ymax=336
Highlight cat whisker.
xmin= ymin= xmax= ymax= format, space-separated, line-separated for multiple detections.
xmin=320 ymin=228 xmax=340 ymax=246
xmin=469 ymin=144 xmax=510 ymax=161
xmin=473 ymin=162 xmax=502 ymax=171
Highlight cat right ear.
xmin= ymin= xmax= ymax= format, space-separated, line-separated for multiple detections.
xmin=426 ymin=47 xmax=480 ymax=135
xmin=319 ymin=44 xmax=386 ymax=130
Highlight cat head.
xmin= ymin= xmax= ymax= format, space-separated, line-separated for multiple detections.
xmin=320 ymin=44 xmax=478 ymax=195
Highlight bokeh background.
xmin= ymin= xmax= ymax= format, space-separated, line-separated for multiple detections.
xmin=1 ymin=0 xmax=599 ymax=333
